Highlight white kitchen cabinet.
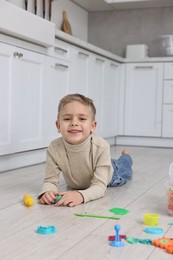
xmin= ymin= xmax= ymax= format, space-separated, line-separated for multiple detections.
xmin=69 ymin=45 xmax=89 ymax=95
xmin=162 ymin=63 xmax=173 ymax=138
xmin=87 ymin=54 xmax=105 ymax=135
xmin=0 ymin=42 xmax=12 ymax=155
xmin=164 ymin=63 xmax=173 ymax=79
xmin=124 ymin=63 xmax=163 ymax=137
xmin=47 ymin=39 xmax=70 ymax=61
xmin=0 ymin=41 xmax=46 ymax=155
xmin=162 ymin=105 xmax=173 ymax=138
xmin=69 ymin=47 xmax=120 ymax=137
xmin=102 ymin=60 xmax=120 ymax=138
xmin=43 ymin=56 xmax=70 ymax=145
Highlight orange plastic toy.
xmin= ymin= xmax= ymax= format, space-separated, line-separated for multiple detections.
xmin=152 ymin=237 xmax=173 ymax=254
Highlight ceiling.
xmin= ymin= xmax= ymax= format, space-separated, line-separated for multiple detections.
xmin=70 ymin=0 xmax=173 ymax=11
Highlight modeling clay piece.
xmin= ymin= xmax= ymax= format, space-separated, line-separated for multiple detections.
xmin=143 ymin=213 xmax=159 ymax=226
xmin=23 ymin=194 xmax=34 ymax=207
xmin=74 ymin=213 xmax=120 ymax=220
xmin=109 ymin=225 xmax=125 ymax=247
xmin=53 ymin=195 xmax=62 ymax=204
xmin=125 ymin=237 xmax=152 ymax=245
xmin=108 ymin=235 xmax=126 ymax=241
xmin=125 ymin=237 xmax=139 ymax=244
xmin=144 ymin=227 xmax=163 ymax=235
xmin=152 ymin=238 xmax=173 ymax=254
xmin=36 ymin=226 xmax=57 ymax=235
xmin=109 ymin=208 xmax=129 ymax=215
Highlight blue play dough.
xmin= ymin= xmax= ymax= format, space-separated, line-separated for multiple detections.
xmin=36 ymin=226 xmax=57 ymax=235
xmin=144 ymin=227 xmax=163 ymax=235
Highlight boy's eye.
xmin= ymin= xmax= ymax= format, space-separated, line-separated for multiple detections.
xmin=80 ymin=118 xmax=87 ymax=121
xmin=63 ymin=118 xmax=70 ymax=121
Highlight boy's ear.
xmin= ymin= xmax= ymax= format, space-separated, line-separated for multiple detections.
xmin=56 ymin=120 xmax=61 ymax=132
xmin=91 ymin=120 xmax=97 ymax=133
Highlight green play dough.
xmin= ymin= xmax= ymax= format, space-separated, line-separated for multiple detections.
xmin=53 ymin=195 xmax=62 ymax=204
xmin=109 ymin=207 xmax=129 ymax=215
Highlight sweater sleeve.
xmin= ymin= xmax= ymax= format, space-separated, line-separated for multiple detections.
xmin=37 ymin=145 xmax=61 ymax=199
xmin=78 ymin=144 xmax=113 ymax=203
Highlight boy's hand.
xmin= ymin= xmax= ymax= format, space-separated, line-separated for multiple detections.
xmin=40 ymin=191 xmax=58 ymax=205
xmin=54 ymin=191 xmax=84 ymax=207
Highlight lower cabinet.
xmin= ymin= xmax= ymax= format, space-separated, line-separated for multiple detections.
xmin=69 ymin=45 xmax=120 ymax=138
xmin=162 ymin=105 xmax=173 ymax=138
xmin=102 ymin=60 xmax=120 ymax=138
xmin=0 ymin=41 xmax=47 ymax=155
xmin=69 ymin=45 xmax=89 ymax=95
xmin=0 ymin=39 xmax=120 ymax=156
xmin=2 ymin=38 xmax=173 ymax=160
xmin=43 ymin=56 xmax=70 ymax=146
xmin=162 ymin=64 xmax=173 ymax=138
xmin=124 ymin=63 xmax=163 ymax=137
xmin=87 ymin=54 xmax=105 ymax=135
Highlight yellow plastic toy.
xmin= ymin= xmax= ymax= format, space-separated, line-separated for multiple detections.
xmin=23 ymin=194 xmax=34 ymax=207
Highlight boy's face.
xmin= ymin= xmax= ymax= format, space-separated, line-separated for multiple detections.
xmin=56 ymin=101 xmax=96 ymax=145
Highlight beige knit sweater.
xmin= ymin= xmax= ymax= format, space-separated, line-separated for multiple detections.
xmin=38 ymin=134 xmax=113 ymax=203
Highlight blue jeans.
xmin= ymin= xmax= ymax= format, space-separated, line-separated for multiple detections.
xmin=108 ymin=154 xmax=133 ymax=187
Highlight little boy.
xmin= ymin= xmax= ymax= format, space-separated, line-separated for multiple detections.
xmin=38 ymin=93 xmax=132 ymax=207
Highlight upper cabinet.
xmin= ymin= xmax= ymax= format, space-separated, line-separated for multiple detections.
xmin=71 ymin=0 xmax=173 ymax=11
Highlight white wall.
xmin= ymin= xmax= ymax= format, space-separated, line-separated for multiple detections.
xmin=52 ymin=0 xmax=88 ymax=41
xmin=88 ymin=7 xmax=173 ymax=57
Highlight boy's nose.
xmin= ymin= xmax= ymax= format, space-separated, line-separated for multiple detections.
xmin=71 ymin=119 xmax=78 ymax=126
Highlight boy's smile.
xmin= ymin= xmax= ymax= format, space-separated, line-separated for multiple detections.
xmin=56 ymin=101 xmax=96 ymax=144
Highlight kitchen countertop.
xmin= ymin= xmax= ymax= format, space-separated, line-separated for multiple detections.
xmin=55 ymin=29 xmax=124 ymax=63
xmin=55 ymin=29 xmax=173 ymax=63
xmin=124 ymin=56 xmax=173 ymax=62
xmin=1 ymin=22 xmax=173 ymax=64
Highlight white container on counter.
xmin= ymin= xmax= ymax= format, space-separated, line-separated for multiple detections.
xmin=126 ymin=44 xmax=148 ymax=59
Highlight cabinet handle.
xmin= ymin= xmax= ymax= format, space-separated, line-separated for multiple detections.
xmin=96 ymin=58 xmax=105 ymax=63
xmin=54 ymin=47 xmax=68 ymax=53
xmin=13 ymin=52 xmax=19 ymax=57
xmin=55 ymin=63 xmax=69 ymax=69
xmin=18 ymin=53 xmax=23 ymax=58
xmin=110 ymin=63 xmax=118 ymax=67
xmin=13 ymin=52 xmax=23 ymax=58
xmin=78 ymin=51 xmax=89 ymax=57
xmin=135 ymin=66 xmax=153 ymax=69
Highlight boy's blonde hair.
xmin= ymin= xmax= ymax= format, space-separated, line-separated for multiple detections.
xmin=58 ymin=93 xmax=96 ymax=120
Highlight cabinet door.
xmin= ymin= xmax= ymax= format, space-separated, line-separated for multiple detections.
xmin=11 ymin=48 xmax=46 ymax=153
xmin=87 ymin=54 xmax=105 ymax=135
xmin=102 ymin=60 xmax=120 ymax=137
xmin=164 ymin=63 xmax=173 ymax=79
xmin=69 ymin=46 xmax=89 ymax=95
xmin=124 ymin=63 xmax=163 ymax=137
xmin=162 ymin=105 xmax=173 ymax=138
xmin=43 ymin=57 xmax=69 ymax=145
xmin=0 ymin=43 xmax=13 ymax=155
